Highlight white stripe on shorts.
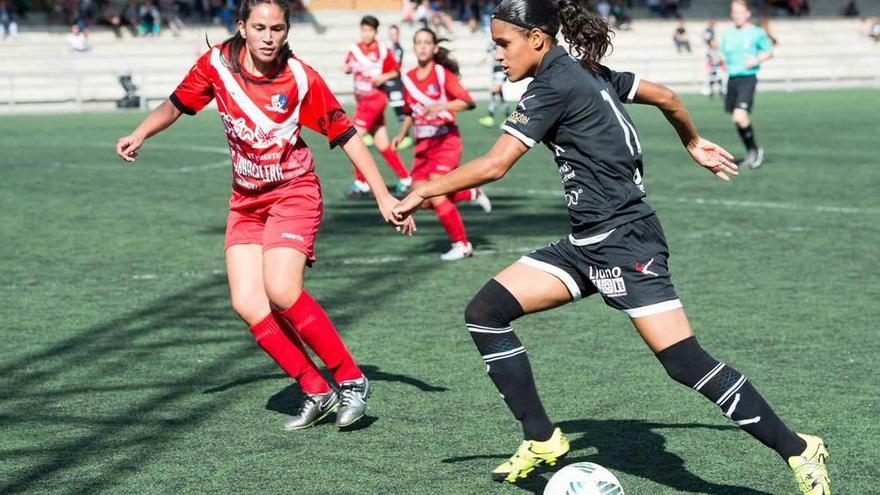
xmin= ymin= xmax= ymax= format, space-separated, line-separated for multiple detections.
xmin=623 ymin=299 xmax=683 ymax=318
xmin=517 ymin=256 xmax=582 ymax=300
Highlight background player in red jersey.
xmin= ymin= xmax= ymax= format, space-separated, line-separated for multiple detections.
xmin=391 ymin=28 xmax=491 ymax=261
xmin=115 ymin=0 xmax=414 ymax=431
xmin=343 ymin=15 xmax=413 ymax=198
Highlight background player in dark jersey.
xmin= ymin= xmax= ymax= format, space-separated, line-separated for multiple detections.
xmin=382 ymin=24 xmax=414 ymax=153
xmin=393 ymin=0 xmax=829 ymax=493
xmin=478 ymin=40 xmax=511 ymax=128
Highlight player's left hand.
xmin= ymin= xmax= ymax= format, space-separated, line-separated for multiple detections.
xmin=744 ymin=57 xmax=759 ymax=69
xmin=423 ymin=103 xmax=446 ymax=119
xmin=392 ymin=190 xmax=425 ymax=221
xmin=377 ymin=195 xmax=416 ymax=236
xmin=687 ymin=137 xmax=738 ymax=181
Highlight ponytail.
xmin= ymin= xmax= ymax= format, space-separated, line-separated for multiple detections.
xmin=492 ymin=0 xmax=613 ymax=75
xmin=556 ymin=0 xmax=613 ymax=74
xmin=415 ymin=28 xmax=461 ymax=76
xmin=220 ymin=0 xmax=293 ymax=80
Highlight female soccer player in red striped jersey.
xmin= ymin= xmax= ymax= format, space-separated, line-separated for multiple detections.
xmin=115 ymin=0 xmax=414 ymax=431
xmin=342 ymin=15 xmax=413 ymax=198
xmin=390 ymin=28 xmax=491 ymax=261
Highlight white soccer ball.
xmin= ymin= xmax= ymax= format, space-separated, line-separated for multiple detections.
xmin=543 ymin=462 xmax=624 ymax=495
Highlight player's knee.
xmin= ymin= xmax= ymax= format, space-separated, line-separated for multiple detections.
xmin=655 ymin=336 xmax=719 ymax=387
xmin=230 ymin=292 xmax=270 ymax=326
xmin=464 ymin=279 xmax=525 ymax=328
xmin=264 ymin=281 xmax=302 ymax=311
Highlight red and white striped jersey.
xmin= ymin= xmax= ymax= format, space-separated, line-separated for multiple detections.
xmin=171 ymin=44 xmax=355 ymax=195
xmin=344 ymin=41 xmax=399 ymax=98
xmin=401 ymin=62 xmax=473 ymax=139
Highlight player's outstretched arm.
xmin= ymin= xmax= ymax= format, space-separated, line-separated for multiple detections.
xmin=393 ymin=133 xmax=527 ymax=220
xmin=342 ymin=133 xmax=416 ymax=235
xmin=634 ymin=80 xmax=738 ymax=181
xmin=115 ymin=99 xmax=183 ymax=163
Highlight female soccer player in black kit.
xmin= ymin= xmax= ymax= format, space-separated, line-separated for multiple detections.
xmin=393 ymin=0 xmax=829 ymax=493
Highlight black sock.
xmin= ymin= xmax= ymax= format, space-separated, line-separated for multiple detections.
xmin=736 ymin=124 xmax=758 ymax=152
xmin=657 ymin=337 xmax=806 ymax=460
xmin=465 ymin=280 xmax=554 ymax=441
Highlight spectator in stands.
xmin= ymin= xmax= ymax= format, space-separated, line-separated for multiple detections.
xmin=842 ymin=1 xmax=859 ymax=17
xmin=702 ymin=19 xmax=716 ymax=47
xmin=139 ymin=0 xmax=161 ymax=35
xmin=673 ymin=19 xmax=691 ymax=54
xmin=596 ymin=0 xmax=611 ymax=23
xmin=646 ymin=0 xmax=667 ymax=17
xmin=159 ymin=0 xmax=185 ymax=36
xmin=867 ymin=17 xmax=880 ymax=42
xmin=0 ymin=0 xmax=18 ymax=39
xmin=66 ymin=22 xmax=91 ymax=51
xmin=664 ymin=0 xmax=681 ymax=19
xmin=610 ymin=0 xmax=632 ymax=31
xmin=119 ymin=0 xmax=140 ymax=37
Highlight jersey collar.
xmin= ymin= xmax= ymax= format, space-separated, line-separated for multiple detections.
xmin=537 ymin=46 xmax=569 ymax=76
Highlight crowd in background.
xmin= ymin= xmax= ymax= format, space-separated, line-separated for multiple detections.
xmin=1 ymin=0 xmax=878 ymax=43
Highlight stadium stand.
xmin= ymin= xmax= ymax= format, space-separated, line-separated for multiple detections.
xmin=0 ymin=1 xmax=878 ymax=112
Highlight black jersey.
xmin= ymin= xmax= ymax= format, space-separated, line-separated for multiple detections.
xmin=502 ymin=46 xmax=654 ymax=240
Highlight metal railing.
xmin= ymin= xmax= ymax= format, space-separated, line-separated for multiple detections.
xmin=1 ymin=53 xmax=877 ymax=113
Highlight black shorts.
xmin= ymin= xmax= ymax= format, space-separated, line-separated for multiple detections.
xmin=725 ymin=75 xmax=757 ymax=113
xmin=519 ymin=215 xmax=681 ymax=318
xmin=382 ymin=78 xmax=405 ymax=108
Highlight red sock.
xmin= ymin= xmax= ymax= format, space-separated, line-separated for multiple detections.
xmin=449 ymin=189 xmax=476 ymax=203
xmin=434 ymin=200 xmax=468 ymax=244
xmin=249 ymin=313 xmax=330 ymax=394
xmin=353 ymin=166 xmax=366 ymax=183
xmin=280 ymin=292 xmax=363 ymax=383
xmin=379 ymin=147 xmax=411 ymax=179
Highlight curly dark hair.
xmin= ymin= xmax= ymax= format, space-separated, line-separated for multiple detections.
xmin=492 ymin=0 xmax=613 ymax=75
xmin=556 ymin=0 xmax=613 ymax=74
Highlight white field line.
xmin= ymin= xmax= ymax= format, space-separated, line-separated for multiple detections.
xmin=0 ymin=245 xmax=540 ymax=290
xmin=2 ymin=223 xmax=817 ymax=291
xmin=31 ymin=143 xmax=231 ymax=173
xmin=496 ymin=187 xmax=880 ymax=215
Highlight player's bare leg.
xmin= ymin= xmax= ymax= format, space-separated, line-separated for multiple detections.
xmin=631 ymin=308 xmax=826 ymax=492
xmin=226 ymin=245 xmax=336 ymax=430
xmin=467 ymin=263 xmax=574 ymax=481
xmin=373 ymin=125 xmax=412 ymax=196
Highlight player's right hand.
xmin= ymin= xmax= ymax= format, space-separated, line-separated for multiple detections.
xmin=392 ymin=190 xmax=424 ymax=222
xmin=390 ymin=134 xmax=403 ymax=150
xmin=116 ymin=134 xmax=144 ymax=163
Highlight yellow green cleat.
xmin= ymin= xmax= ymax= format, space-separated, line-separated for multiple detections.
xmin=788 ymin=433 xmax=830 ymax=494
xmin=492 ymin=427 xmax=570 ymax=483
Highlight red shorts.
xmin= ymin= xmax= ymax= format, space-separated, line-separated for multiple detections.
xmin=353 ymin=92 xmax=387 ymax=132
xmin=411 ymin=131 xmax=463 ymax=182
xmin=225 ymin=173 xmax=323 ymax=263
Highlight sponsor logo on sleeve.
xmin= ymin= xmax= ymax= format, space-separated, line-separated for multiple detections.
xmin=506 ymin=111 xmax=530 ymax=126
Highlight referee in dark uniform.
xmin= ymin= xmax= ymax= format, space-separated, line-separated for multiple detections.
xmin=393 ymin=0 xmax=828 ymax=491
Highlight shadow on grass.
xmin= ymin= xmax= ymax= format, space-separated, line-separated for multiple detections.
xmin=443 ymin=419 xmax=774 ymax=495
xmin=0 ymin=233 xmax=449 ymax=493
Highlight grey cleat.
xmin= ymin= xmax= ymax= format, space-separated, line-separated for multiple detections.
xmin=335 ymin=377 xmax=370 ymax=429
xmin=283 ymin=389 xmax=339 ymax=431
xmin=748 ymin=147 xmax=765 ymax=169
